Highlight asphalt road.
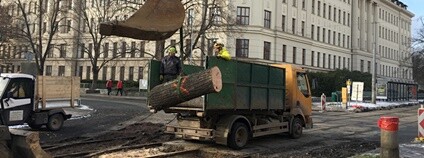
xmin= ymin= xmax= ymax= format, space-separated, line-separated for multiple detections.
xmin=32 ymin=95 xmax=423 ymax=157
xmin=37 ymin=95 xmax=150 ymax=145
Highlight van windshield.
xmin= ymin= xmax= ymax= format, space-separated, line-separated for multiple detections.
xmin=0 ymin=77 xmax=10 ymax=97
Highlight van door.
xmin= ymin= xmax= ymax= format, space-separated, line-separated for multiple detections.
xmin=1 ymin=78 xmax=34 ymax=125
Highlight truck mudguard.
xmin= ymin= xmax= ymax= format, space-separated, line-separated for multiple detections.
xmin=214 ymin=115 xmax=251 ymax=145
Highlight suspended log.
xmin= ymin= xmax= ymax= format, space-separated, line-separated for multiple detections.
xmin=148 ymin=66 xmax=222 ymax=112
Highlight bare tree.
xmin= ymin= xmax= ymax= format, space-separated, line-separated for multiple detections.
xmin=178 ymin=0 xmax=239 ymax=63
xmin=72 ymin=0 xmax=138 ymax=90
xmin=412 ymin=17 xmax=424 ymax=85
xmin=0 ymin=4 xmax=14 ymax=71
xmin=5 ymin=0 xmax=65 ymax=75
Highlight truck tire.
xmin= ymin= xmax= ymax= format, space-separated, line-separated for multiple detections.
xmin=47 ymin=114 xmax=64 ymax=131
xmin=227 ymin=122 xmax=249 ymax=150
xmin=290 ymin=117 xmax=303 ymax=139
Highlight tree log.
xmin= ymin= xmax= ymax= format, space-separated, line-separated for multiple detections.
xmin=148 ymin=66 xmax=222 ymax=112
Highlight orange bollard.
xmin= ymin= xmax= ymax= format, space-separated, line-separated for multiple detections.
xmin=378 ymin=116 xmax=399 ymax=158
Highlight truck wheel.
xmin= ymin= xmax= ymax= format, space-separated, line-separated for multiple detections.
xmin=228 ymin=122 xmax=249 ymax=150
xmin=290 ymin=117 xmax=303 ymax=139
xmin=47 ymin=114 xmax=64 ymax=131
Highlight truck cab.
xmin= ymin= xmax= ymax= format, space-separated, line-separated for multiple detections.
xmin=0 ymin=73 xmax=72 ymax=131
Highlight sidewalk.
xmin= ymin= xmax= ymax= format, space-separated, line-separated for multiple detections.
xmin=81 ymin=92 xmax=147 ymax=101
xmin=313 ymin=101 xmax=421 ymax=112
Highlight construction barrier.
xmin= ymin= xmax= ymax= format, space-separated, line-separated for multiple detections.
xmin=321 ymin=93 xmax=326 ymax=112
xmin=418 ymin=105 xmax=424 ymax=138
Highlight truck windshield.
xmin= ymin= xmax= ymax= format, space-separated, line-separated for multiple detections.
xmin=0 ymin=77 xmax=10 ymax=97
xmin=297 ymin=73 xmax=310 ymax=97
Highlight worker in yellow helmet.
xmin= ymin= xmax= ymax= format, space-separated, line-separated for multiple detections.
xmin=213 ymin=43 xmax=231 ymax=61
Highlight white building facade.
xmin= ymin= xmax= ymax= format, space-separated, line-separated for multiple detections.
xmin=0 ymin=0 xmax=415 ymax=84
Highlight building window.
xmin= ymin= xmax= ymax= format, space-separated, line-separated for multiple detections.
xmin=139 ymin=41 xmax=145 ymax=57
xmin=333 ymin=31 xmax=336 ymax=45
xmin=292 ymin=47 xmax=297 ymax=64
xmin=210 ymin=7 xmax=222 ymax=25
xmin=67 ymin=20 xmax=71 ymax=33
xmin=302 ymin=0 xmax=306 ymax=10
xmin=317 ymin=1 xmax=321 ymax=16
xmin=338 ymin=9 xmax=341 ymax=23
xmin=86 ymin=66 xmax=91 ymax=79
xmin=138 ymin=67 xmax=144 ymax=79
xmin=301 ymin=21 xmax=305 ymax=36
xmin=120 ymin=66 xmax=125 ymax=81
xmin=121 ymin=42 xmax=126 ymax=57
xmin=282 ymin=45 xmax=287 ymax=62
xmin=59 ymin=66 xmax=66 ymax=76
xmin=128 ymin=41 xmax=135 ymax=58
xmin=312 ymin=0 xmax=315 ymax=14
xmin=317 ymin=52 xmax=321 ymax=67
xmin=360 ymin=60 xmax=364 ymax=72
xmin=103 ymin=43 xmax=109 ymax=58
xmin=111 ymin=66 xmax=116 ymax=80
xmin=329 ymin=5 xmax=332 ymax=20
xmin=343 ymin=11 xmax=346 ymax=25
xmin=317 ymin=26 xmax=320 ymax=41
xmin=311 ymin=51 xmax=315 ymax=66
xmin=323 ymin=3 xmax=326 ymax=18
xmin=311 ymin=25 xmax=315 ymax=40
xmin=342 ymin=34 xmax=346 ymax=48
xmin=282 ymin=15 xmax=286 ymax=32
xmin=323 ymin=53 xmax=326 ymax=68
xmin=334 ymin=8 xmax=337 ymax=22
xmin=48 ymin=44 xmax=54 ymax=58
xmin=264 ymin=10 xmax=271 ymax=28
xmin=328 ymin=30 xmax=331 ymax=43
xmin=237 ymin=7 xmax=250 ymax=25
xmin=78 ymin=66 xmax=83 ymax=78
xmin=338 ymin=56 xmax=341 ymax=69
xmin=187 ymin=8 xmax=194 ymax=26
xmin=129 ymin=67 xmax=134 ymax=81
xmin=264 ymin=42 xmax=271 ymax=60
xmin=343 ymin=57 xmax=346 ymax=69
xmin=328 ymin=54 xmax=331 ymax=69
xmin=112 ymin=42 xmax=118 ymax=57
xmin=236 ymin=39 xmax=249 ymax=58
xmin=59 ymin=44 xmax=66 ymax=58
xmin=46 ymin=65 xmax=52 ymax=76
xmin=102 ymin=66 xmax=107 ymax=80
xmin=333 ymin=55 xmax=336 ymax=69
xmin=367 ymin=61 xmax=371 ymax=73
xmin=302 ymin=49 xmax=306 ymax=65
xmin=292 ymin=18 xmax=296 ymax=34
xmin=292 ymin=0 xmax=297 ymax=7
xmin=322 ymin=28 xmax=326 ymax=43
xmin=338 ymin=33 xmax=341 ymax=46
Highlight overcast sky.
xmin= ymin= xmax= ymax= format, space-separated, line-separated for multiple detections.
xmin=402 ymin=0 xmax=423 ymax=34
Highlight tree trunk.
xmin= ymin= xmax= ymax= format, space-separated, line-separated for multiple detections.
xmin=91 ymin=68 xmax=99 ymax=90
xmin=148 ymin=66 xmax=222 ymax=112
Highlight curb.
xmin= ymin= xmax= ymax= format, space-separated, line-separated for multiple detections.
xmin=81 ymin=93 xmax=147 ymax=101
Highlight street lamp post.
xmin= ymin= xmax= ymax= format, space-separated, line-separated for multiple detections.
xmin=371 ymin=2 xmax=378 ymax=104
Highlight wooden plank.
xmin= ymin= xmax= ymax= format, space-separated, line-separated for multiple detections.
xmin=36 ymin=76 xmax=80 ymax=108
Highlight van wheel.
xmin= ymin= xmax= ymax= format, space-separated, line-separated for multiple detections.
xmin=290 ymin=117 xmax=303 ymax=139
xmin=47 ymin=114 xmax=64 ymax=131
xmin=228 ymin=122 xmax=249 ymax=150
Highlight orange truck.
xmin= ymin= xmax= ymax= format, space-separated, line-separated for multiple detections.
xmin=148 ymin=57 xmax=313 ymax=149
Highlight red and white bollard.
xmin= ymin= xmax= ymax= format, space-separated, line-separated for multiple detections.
xmin=321 ymin=93 xmax=326 ymax=112
xmin=418 ymin=105 xmax=424 ymax=139
xmin=378 ymin=116 xmax=399 ymax=158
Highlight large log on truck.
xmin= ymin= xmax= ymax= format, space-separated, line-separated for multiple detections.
xmin=148 ymin=66 xmax=222 ymax=112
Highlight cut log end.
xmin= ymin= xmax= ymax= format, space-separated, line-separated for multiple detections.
xmin=210 ymin=66 xmax=222 ymax=92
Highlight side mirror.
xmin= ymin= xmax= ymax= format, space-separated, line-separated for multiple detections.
xmin=6 ymin=91 xmax=13 ymax=99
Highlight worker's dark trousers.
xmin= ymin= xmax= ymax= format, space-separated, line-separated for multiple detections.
xmin=163 ymin=75 xmax=177 ymax=83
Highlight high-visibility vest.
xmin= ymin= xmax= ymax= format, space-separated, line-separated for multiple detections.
xmin=218 ymin=48 xmax=231 ymax=60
